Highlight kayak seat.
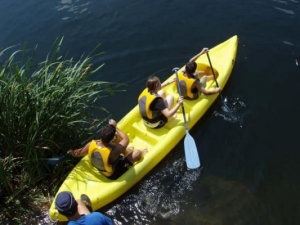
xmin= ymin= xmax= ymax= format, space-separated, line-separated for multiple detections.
xmin=131 ymin=120 xmax=169 ymax=146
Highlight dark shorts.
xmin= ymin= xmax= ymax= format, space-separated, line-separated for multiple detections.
xmin=143 ymin=115 xmax=168 ymax=129
xmin=107 ymin=156 xmax=133 ymax=180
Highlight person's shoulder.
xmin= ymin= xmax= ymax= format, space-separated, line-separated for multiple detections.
xmin=152 ymin=97 xmax=165 ymax=107
xmin=88 ymin=212 xmax=113 ymax=224
xmin=153 ymin=96 xmax=163 ymax=102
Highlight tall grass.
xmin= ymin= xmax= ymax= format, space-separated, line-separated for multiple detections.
xmin=0 ymin=38 xmax=123 ymax=205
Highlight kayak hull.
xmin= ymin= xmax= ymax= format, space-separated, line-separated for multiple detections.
xmin=49 ymin=35 xmax=238 ymax=222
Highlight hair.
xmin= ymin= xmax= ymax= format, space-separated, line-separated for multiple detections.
xmin=146 ymin=76 xmax=160 ymax=93
xmin=185 ymin=61 xmax=197 ymax=75
xmin=100 ymin=124 xmax=116 ymax=144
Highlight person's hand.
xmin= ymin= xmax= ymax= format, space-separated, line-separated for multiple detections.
xmin=67 ymin=149 xmax=75 ymax=156
xmin=67 ymin=149 xmax=81 ymax=157
xmin=178 ymin=96 xmax=184 ymax=105
xmin=109 ymin=119 xmax=117 ymax=127
xmin=216 ymin=87 xmax=221 ymax=93
xmin=170 ymin=77 xmax=177 ymax=84
xmin=201 ymin=48 xmax=209 ymax=53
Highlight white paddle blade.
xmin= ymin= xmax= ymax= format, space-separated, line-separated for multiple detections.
xmin=184 ymin=132 xmax=201 ymax=169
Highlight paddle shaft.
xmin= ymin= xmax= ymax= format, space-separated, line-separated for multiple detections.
xmin=206 ymin=51 xmax=220 ymax=88
xmin=173 ymin=67 xmax=200 ymax=169
xmin=173 ymin=68 xmax=188 ymax=131
xmin=205 ymin=51 xmax=227 ymax=101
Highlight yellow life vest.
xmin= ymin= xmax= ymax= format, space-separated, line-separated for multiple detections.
xmin=178 ymin=72 xmax=198 ymax=100
xmin=138 ymin=89 xmax=162 ymax=120
xmin=88 ymin=140 xmax=113 ymax=174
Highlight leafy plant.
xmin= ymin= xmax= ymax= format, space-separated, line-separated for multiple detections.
xmin=0 ymin=38 xmax=124 ymax=204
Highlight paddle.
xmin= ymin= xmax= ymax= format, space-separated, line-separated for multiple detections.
xmin=173 ymin=67 xmax=201 ymax=169
xmin=46 ymin=156 xmax=66 ymax=166
xmin=205 ymin=51 xmax=231 ymax=112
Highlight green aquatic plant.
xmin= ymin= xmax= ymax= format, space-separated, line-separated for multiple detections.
xmin=0 ymin=38 xmax=124 ymax=207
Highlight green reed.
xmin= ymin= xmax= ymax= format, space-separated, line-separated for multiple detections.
xmin=0 ymin=38 xmax=123 ymax=204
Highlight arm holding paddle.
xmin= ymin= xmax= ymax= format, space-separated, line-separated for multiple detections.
xmin=160 ymin=95 xmax=184 ymax=118
xmin=161 ymin=78 xmax=176 ymax=88
xmin=144 ymin=76 xmax=183 ymax=121
xmin=189 ymin=47 xmax=209 ymax=62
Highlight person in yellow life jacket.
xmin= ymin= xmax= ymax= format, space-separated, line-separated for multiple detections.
xmin=179 ymin=48 xmax=221 ymax=100
xmin=138 ymin=76 xmax=184 ymax=129
xmin=67 ymin=119 xmax=147 ymax=180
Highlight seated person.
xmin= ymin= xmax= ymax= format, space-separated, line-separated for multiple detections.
xmin=55 ymin=191 xmax=112 ymax=225
xmin=138 ymin=76 xmax=184 ymax=129
xmin=179 ymin=48 xmax=221 ymax=100
xmin=68 ymin=119 xmax=146 ymax=180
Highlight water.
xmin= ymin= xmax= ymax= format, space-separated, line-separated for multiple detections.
xmin=1 ymin=0 xmax=300 ymax=224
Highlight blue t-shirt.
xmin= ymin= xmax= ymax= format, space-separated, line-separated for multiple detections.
xmin=68 ymin=212 xmax=112 ymax=225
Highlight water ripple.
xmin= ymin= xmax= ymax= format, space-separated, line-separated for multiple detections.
xmin=273 ymin=0 xmax=289 ymax=5
xmin=213 ymin=97 xmax=247 ymax=127
xmin=105 ymin=158 xmax=203 ymax=224
xmin=55 ymin=0 xmax=91 ymax=19
xmin=273 ymin=6 xmax=295 ymax=14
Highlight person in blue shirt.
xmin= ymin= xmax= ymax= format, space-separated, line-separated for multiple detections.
xmin=55 ymin=191 xmax=113 ymax=225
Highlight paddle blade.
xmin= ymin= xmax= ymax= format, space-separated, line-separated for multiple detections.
xmin=184 ymin=131 xmax=201 ymax=169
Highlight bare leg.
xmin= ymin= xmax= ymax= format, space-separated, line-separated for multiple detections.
xmin=158 ymin=90 xmax=176 ymax=118
xmin=76 ymin=199 xmax=90 ymax=215
xmin=164 ymin=95 xmax=174 ymax=110
xmin=126 ymin=149 xmax=148 ymax=164
xmin=123 ymin=146 xmax=134 ymax=156
xmin=205 ymin=75 xmax=214 ymax=82
xmin=157 ymin=90 xmax=166 ymax=99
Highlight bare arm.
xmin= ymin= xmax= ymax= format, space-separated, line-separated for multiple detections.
xmin=189 ymin=48 xmax=209 ymax=62
xmin=161 ymin=78 xmax=176 ymax=88
xmin=67 ymin=142 xmax=90 ymax=157
xmin=114 ymin=127 xmax=129 ymax=150
xmin=161 ymin=96 xmax=184 ymax=118
xmin=108 ymin=119 xmax=129 ymax=162
xmin=195 ymin=81 xmax=220 ymax=95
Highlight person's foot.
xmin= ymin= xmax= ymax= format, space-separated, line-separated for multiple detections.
xmin=80 ymin=194 xmax=93 ymax=212
xmin=142 ymin=148 xmax=148 ymax=155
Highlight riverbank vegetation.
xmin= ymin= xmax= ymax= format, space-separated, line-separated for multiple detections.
xmin=0 ymin=38 xmax=123 ymax=223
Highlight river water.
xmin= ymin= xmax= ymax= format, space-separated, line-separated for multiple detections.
xmin=1 ymin=0 xmax=300 ymax=224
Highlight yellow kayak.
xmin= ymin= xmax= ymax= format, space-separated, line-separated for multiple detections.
xmin=49 ymin=35 xmax=238 ymax=222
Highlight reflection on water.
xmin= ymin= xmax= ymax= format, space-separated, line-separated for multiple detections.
xmin=56 ymin=0 xmax=91 ymax=20
xmin=213 ymin=97 xmax=247 ymax=127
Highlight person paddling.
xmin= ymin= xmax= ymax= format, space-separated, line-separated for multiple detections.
xmin=138 ymin=76 xmax=184 ymax=128
xmin=178 ymin=48 xmax=220 ymax=100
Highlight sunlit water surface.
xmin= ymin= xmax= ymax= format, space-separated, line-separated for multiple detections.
xmin=1 ymin=0 xmax=300 ymax=224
